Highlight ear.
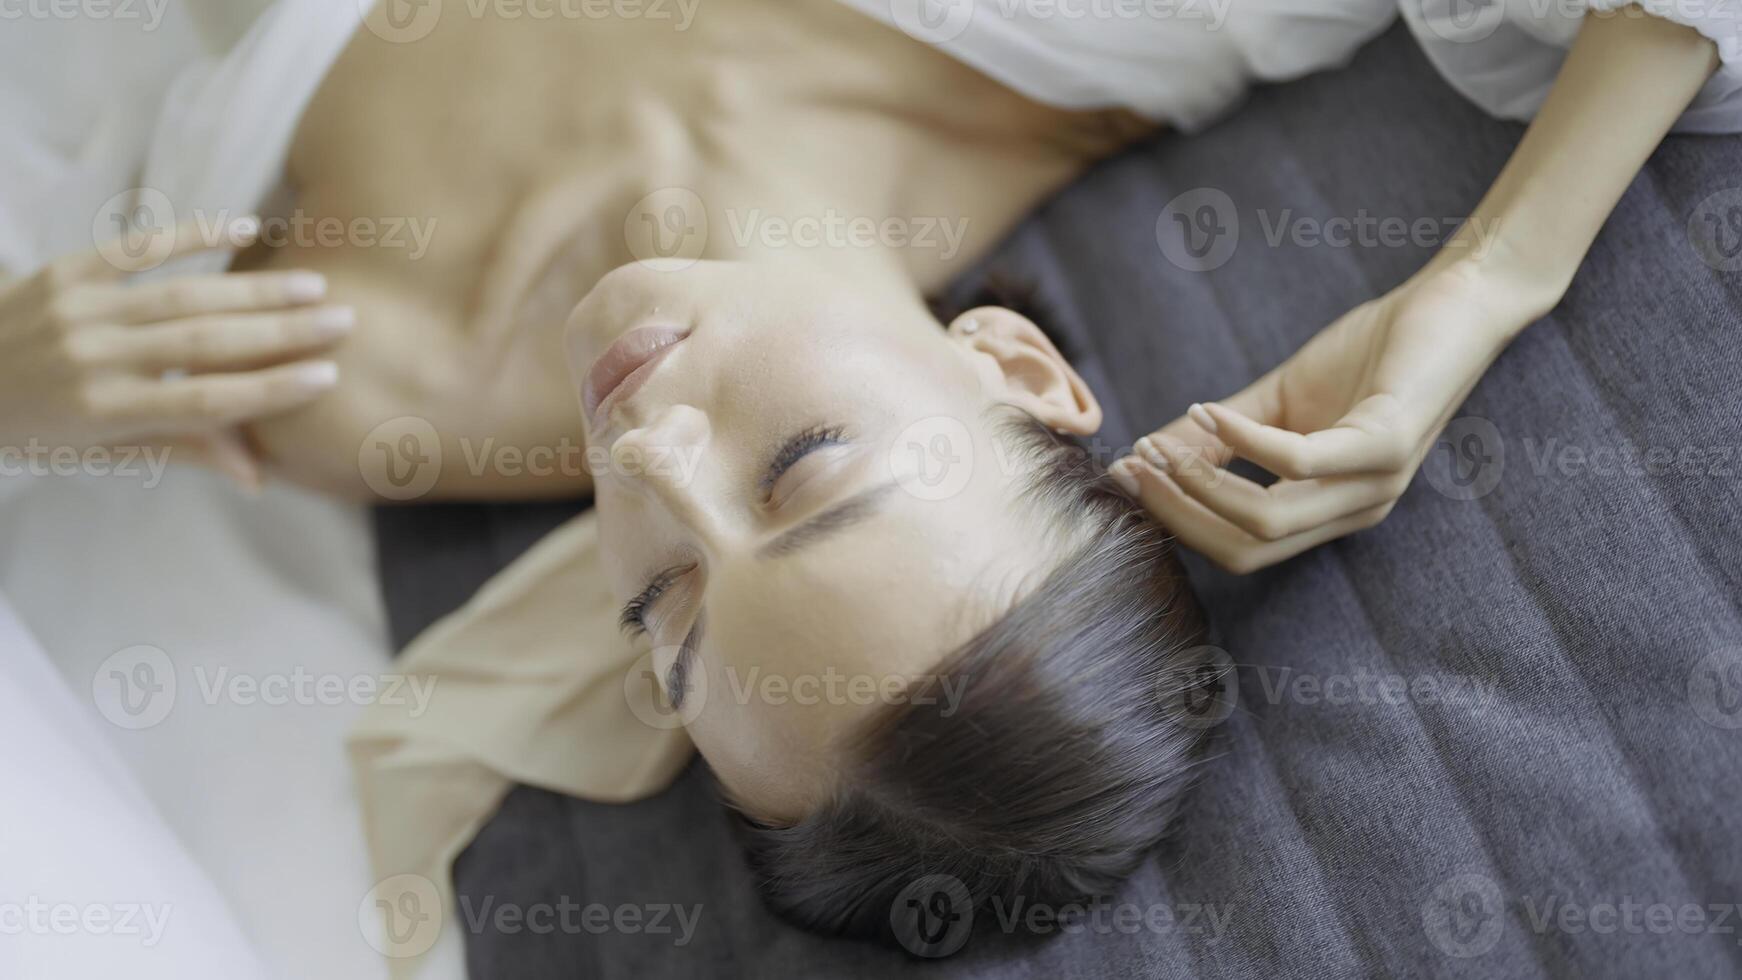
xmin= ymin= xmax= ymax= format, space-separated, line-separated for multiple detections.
xmin=947 ymin=307 xmax=1102 ymax=435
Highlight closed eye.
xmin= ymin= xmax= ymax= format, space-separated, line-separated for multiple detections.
xmin=758 ymin=423 xmax=848 ymax=500
xmin=618 ymin=565 xmax=687 ymax=637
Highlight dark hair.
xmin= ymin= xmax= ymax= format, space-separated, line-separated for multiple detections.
xmin=735 ymin=404 xmax=1219 ymax=948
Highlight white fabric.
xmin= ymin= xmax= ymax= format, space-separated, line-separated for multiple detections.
xmin=1405 ymin=0 xmax=1742 ymax=133
xmin=842 ymin=0 xmax=1742 ymax=132
xmin=139 ymin=0 xmax=368 ymax=276
xmin=0 ymin=2 xmax=464 ymax=977
xmin=0 ymin=594 xmax=270 ymax=979
xmin=0 ymin=4 xmax=202 ymax=275
xmin=840 ymin=0 xmax=1398 ymax=131
xmin=0 ymin=468 xmax=414 ymax=980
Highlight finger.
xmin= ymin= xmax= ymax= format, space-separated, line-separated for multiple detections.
xmin=1195 ymin=398 xmax=1411 ymax=481
xmin=1137 ymin=433 xmax=1401 ymax=542
xmin=73 ymin=270 xmax=329 ymax=324
xmin=1147 ymin=370 xmax=1283 ymax=463
xmin=59 ymin=215 xmax=262 ymax=283
xmin=96 ymin=306 xmax=356 ymax=372
xmin=96 ymin=360 xmax=340 ymax=431
xmin=1112 ymin=457 xmax=1392 ymax=574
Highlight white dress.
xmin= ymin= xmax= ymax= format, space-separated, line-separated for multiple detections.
xmin=838 ymin=0 xmax=1742 ymax=132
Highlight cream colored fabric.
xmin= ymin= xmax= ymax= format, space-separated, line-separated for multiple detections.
xmin=347 ymin=510 xmax=694 ymax=977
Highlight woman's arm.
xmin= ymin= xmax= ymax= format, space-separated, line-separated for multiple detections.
xmin=1114 ymin=10 xmax=1719 ymax=574
xmin=1427 ymin=8 xmax=1721 ymax=313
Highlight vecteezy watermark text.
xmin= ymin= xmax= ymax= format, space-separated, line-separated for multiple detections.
xmin=724 ymin=208 xmax=969 ymax=260
xmin=92 ymin=645 xmax=438 ymax=730
xmin=459 ymin=897 xmax=702 ymax=945
xmin=0 ymin=0 xmax=167 ymax=29
xmin=363 ymin=0 xmax=701 ymax=44
xmin=624 ymin=657 xmax=972 ymax=729
xmin=0 ymin=441 xmax=171 ymax=487
xmin=93 ymin=190 xmax=438 ymax=273
xmin=0 ymin=899 xmax=172 ymax=948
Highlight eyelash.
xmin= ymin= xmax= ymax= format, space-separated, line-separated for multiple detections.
xmin=759 ymin=423 xmax=848 ymax=498
xmin=620 ymin=422 xmax=848 ymax=637
xmin=619 ymin=566 xmax=684 ymax=637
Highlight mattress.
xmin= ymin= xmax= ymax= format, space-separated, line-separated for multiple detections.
xmin=372 ymin=25 xmax=1742 ymax=980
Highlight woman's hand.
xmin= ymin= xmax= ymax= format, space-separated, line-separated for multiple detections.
xmin=0 ymin=220 xmax=352 ymax=485
xmin=1112 ymin=261 xmax=1538 ymax=573
xmin=1115 ymin=9 xmax=1720 ymax=574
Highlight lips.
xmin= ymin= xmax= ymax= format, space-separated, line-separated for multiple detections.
xmin=581 ymin=324 xmax=690 ymax=427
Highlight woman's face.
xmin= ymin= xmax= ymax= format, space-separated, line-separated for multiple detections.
xmin=565 ymin=258 xmax=1099 ymax=820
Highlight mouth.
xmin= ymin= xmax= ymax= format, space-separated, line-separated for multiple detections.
xmin=582 ymin=324 xmax=691 ymax=428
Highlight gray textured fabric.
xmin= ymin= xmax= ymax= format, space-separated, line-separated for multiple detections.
xmin=372 ymin=25 xmax=1742 ymax=980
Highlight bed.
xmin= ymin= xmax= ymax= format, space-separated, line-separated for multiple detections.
xmin=375 ymin=23 xmax=1742 ymax=980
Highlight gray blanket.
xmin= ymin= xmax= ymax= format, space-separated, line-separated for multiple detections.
xmin=372 ymin=25 xmax=1742 ymax=980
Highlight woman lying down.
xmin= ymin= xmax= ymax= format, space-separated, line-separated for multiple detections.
xmin=4 ymin=0 xmax=1736 ymax=944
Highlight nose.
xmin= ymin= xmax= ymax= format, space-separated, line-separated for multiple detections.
xmin=610 ymin=404 xmax=720 ymax=532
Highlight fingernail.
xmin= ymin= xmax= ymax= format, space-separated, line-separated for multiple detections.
xmin=1110 ymin=459 xmax=1140 ymax=496
xmin=1136 ymin=436 xmax=1171 ymax=472
xmin=285 ymin=272 xmax=328 ymax=303
xmin=1188 ymin=402 xmax=1218 ymax=434
xmin=295 ymin=360 xmax=340 ymax=389
xmin=310 ymin=305 xmax=357 ymax=336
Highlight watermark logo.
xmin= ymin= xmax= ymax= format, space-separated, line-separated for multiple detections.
xmin=889 ymin=415 xmax=974 ymax=501
xmin=360 ymin=874 xmax=443 ymax=958
xmin=623 ymin=645 xmax=708 ymax=729
xmin=1688 ymin=646 xmax=1742 ymax=730
xmin=890 ymin=874 xmax=974 ymax=957
xmin=1423 ymin=416 xmax=1504 ymax=501
xmin=1156 ymin=187 xmax=1238 ymax=272
xmin=889 ymin=0 xmax=974 ymax=43
xmin=360 ymin=416 xmax=443 ymax=500
xmin=1688 ymin=188 xmax=1742 ymax=273
xmin=1174 ymin=644 xmax=1238 ymax=730
xmin=362 ymin=0 xmax=443 ymax=42
xmin=1423 ymin=872 xmax=1506 ymax=958
xmin=92 ymin=644 xmax=176 ymax=730
xmin=1416 ymin=0 xmax=1505 ymax=43
xmin=625 ymin=187 xmax=708 ymax=270
xmin=92 ymin=188 xmax=178 ymax=274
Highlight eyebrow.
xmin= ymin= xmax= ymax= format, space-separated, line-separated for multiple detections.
xmin=755 ymin=482 xmax=899 ymax=561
